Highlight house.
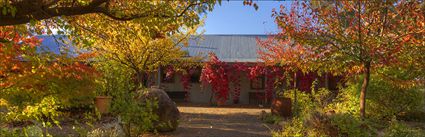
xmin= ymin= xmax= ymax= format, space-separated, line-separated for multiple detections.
xmin=153 ymin=35 xmax=342 ymax=105
xmin=37 ymin=34 xmax=341 ymax=105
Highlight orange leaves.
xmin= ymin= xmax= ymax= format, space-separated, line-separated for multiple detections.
xmin=1 ymin=26 xmax=38 ymax=89
xmin=259 ymin=0 xmax=425 ymax=78
xmin=1 ymin=26 xmax=98 ymax=91
xmin=257 ymin=35 xmax=319 ymax=72
xmin=76 ymin=52 xmax=97 ymax=60
xmin=402 ymin=34 xmax=412 ymax=43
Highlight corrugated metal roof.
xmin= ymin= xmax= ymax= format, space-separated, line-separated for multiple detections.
xmin=37 ymin=34 xmax=269 ymax=62
xmin=181 ymin=35 xmax=268 ymax=62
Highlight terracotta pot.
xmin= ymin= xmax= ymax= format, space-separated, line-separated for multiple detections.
xmin=217 ymin=100 xmax=226 ymax=106
xmin=95 ymin=96 xmax=112 ymax=114
xmin=271 ymin=97 xmax=292 ymax=117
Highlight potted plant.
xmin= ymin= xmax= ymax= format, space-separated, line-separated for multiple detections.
xmin=95 ymin=85 xmax=113 ymax=114
xmin=217 ymin=99 xmax=226 ymax=106
xmin=271 ymin=91 xmax=292 ymax=117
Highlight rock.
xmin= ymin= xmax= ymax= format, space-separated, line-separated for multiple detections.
xmin=139 ymin=86 xmax=180 ymax=132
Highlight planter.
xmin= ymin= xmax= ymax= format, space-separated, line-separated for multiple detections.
xmin=271 ymin=97 xmax=292 ymax=117
xmin=233 ymin=99 xmax=239 ymax=104
xmin=95 ymin=96 xmax=112 ymax=114
xmin=217 ymin=100 xmax=226 ymax=106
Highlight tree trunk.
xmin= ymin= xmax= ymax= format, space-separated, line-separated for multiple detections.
xmin=133 ymin=70 xmax=146 ymax=91
xmin=360 ymin=62 xmax=371 ymax=119
xmin=293 ymin=72 xmax=298 ymax=116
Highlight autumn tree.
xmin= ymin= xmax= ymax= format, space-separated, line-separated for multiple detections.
xmin=0 ymin=1 xmax=219 ymax=56
xmin=0 ymin=0 xmax=218 ymax=26
xmin=0 ymin=26 xmax=98 ymax=107
xmin=259 ymin=1 xmax=424 ymax=118
xmin=0 ymin=26 xmax=40 ymax=90
xmin=69 ymin=13 xmax=199 ymax=88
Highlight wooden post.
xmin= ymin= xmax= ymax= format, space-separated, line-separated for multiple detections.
xmin=293 ymin=72 xmax=298 ymax=116
xmin=157 ymin=67 xmax=161 ymax=87
xmin=325 ymin=73 xmax=329 ymax=90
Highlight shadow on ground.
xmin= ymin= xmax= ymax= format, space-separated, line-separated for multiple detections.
xmin=147 ymin=106 xmax=278 ymax=137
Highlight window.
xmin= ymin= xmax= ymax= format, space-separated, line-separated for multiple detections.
xmin=161 ymin=69 xmax=174 ymax=83
xmin=250 ymin=76 xmax=265 ymax=90
xmin=190 ymin=68 xmax=201 ymax=83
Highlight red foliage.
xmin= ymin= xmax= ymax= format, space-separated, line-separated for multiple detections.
xmin=180 ymin=67 xmax=200 ymax=102
xmin=1 ymin=26 xmax=98 ymax=91
xmin=200 ymin=53 xmax=286 ymax=104
xmin=200 ymin=53 xmax=230 ymax=103
xmin=229 ymin=62 xmax=248 ymax=103
xmin=297 ymin=72 xmax=317 ymax=92
xmin=0 ymin=26 xmax=41 ymax=88
xmin=164 ymin=66 xmax=175 ymax=81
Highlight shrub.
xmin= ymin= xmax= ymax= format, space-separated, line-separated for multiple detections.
xmin=92 ymin=60 xmax=159 ymax=136
xmin=325 ymin=81 xmax=360 ymax=115
xmin=1 ymin=96 xmax=62 ymax=136
xmin=93 ymin=61 xmax=135 ymax=97
xmin=367 ymin=76 xmax=424 ymax=120
xmin=0 ymin=125 xmax=44 ymax=137
xmin=398 ymin=111 xmax=425 ymax=122
xmin=114 ymin=91 xmax=158 ymax=136
xmin=329 ymin=113 xmax=378 ymax=137
xmin=384 ymin=120 xmax=425 ymax=137
xmin=282 ymin=89 xmax=315 ymax=118
xmin=274 ymin=117 xmax=304 ymax=137
xmin=261 ymin=112 xmax=283 ymax=124
xmin=330 ymin=75 xmax=424 ymax=120
xmin=275 ymin=86 xmax=382 ymax=137
xmin=275 ymin=73 xmax=424 ymax=137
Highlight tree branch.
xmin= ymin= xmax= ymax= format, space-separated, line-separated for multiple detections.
xmin=0 ymin=0 xmax=205 ymax=26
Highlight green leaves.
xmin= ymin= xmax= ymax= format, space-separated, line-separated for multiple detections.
xmin=1 ymin=4 xmax=16 ymax=17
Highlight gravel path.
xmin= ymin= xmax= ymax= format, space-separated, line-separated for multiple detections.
xmin=144 ymin=105 xmax=277 ymax=137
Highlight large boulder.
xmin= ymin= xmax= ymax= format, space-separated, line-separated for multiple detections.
xmin=139 ymin=86 xmax=180 ymax=132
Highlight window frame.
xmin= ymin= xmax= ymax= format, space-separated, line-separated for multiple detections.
xmin=250 ymin=75 xmax=265 ymax=90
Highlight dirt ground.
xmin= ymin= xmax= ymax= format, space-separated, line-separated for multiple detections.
xmin=9 ymin=104 xmax=278 ymax=137
xmin=144 ymin=104 xmax=279 ymax=137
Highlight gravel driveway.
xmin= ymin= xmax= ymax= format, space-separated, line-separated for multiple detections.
xmin=144 ymin=104 xmax=277 ymax=137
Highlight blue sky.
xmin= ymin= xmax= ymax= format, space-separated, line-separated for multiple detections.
xmin=199 ymin=1 xmax=292 ymax=35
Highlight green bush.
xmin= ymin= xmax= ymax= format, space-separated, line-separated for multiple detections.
xmin=331 ymin=75 xmax=424 ymax=120
xmin=275 ymin=86 xmax=381 ymax=137
xmin=282 ymin=89 xmax=315 ymax=118
xmin=1 ymin=96 xmax=62 ymax=136
xmin=261 ymin=113 xmax=283 ymax=124
xmin=274 ymin=73 xmax=424 ymax=137
xmin=93 ymin=61 xmax=135 ymax=97
xmin=275 ymin=88 xmax=338 ymax=137
xmin=274 ymin=117 xmax=305 ymax=137
xmin=325 ymin=81 xmax=360 ymax=115
xmin=93 ymin=60 xmax=158 ymax=136
xmin=0 ymin=125 xmax=47 ymax=137
xmin=329 ymin=113 xmax=378 ymax=137
xmin=398 ymin=111 xmax=425 ymax=122
xmin=384 ymin=120 xmax=425 ymax=137
xmin=367 ymin=76 xmax=424 ymax=120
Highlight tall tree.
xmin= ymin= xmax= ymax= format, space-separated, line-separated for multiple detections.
xmin=259 ymin=1 xmax=424 ymax=118
xmin=0 ymin=26 xmax=98 ymax=107
xmin=71 ymin=14 xmax=197 ymax=88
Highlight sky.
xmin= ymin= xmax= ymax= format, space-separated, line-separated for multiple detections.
xmin=199 ymin=1 xmax=292 ymax=35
